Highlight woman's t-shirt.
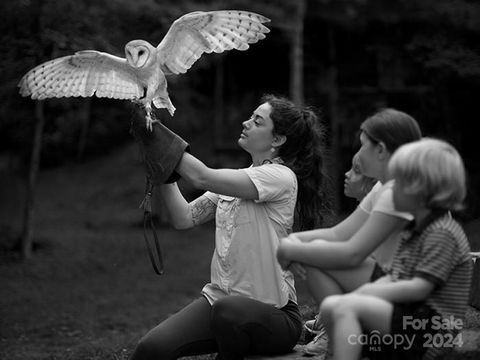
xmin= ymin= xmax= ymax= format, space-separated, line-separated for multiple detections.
xmin=202 ymin=161 xmax=298 ymax=308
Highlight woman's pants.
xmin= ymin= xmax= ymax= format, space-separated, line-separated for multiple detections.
xmin=130 ymin=295 xmax=302 ymax=360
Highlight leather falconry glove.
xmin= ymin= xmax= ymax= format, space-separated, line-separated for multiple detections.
xmin=130 ymin=116 xmax=190 ymax=275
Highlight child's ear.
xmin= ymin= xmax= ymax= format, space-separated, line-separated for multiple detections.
xmin=377 ymin=141 xmax=389 ymax=160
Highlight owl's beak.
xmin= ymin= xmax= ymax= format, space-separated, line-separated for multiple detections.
xmin=126 ymin=48 xmax=138 ymax=67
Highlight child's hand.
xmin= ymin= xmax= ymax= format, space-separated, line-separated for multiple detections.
xmin=289 ymin=262 xmax=307 ymax=280
xmin=355 ymin=275 xmax=393 ymax=295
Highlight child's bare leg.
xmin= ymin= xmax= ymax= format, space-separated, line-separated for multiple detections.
xmin=306 ymin=257 xmax=375 ymax=305
xmin=321 ymin=293 xmax=393 ymax=360
xmin=306 ymin=266 xmax=343 ymax=305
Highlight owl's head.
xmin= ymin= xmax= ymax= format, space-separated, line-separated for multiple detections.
xmin=125 ymin=40 xmax=156 ymax=68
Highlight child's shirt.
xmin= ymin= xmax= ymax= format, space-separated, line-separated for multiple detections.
xmin=359 ymin=180 xmax=414 ymax=271
xmin=391 ymin=212 xmax=472 ymax=319
xmin=390 ymin=212 xmax=472 ymax=358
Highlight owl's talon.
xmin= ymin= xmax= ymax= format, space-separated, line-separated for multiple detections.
xmin=145 ymin=112 xmax=156 ymax=131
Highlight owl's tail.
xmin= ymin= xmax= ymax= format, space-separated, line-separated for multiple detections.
xmin=153 ymin=97 xmax=176 ymax=116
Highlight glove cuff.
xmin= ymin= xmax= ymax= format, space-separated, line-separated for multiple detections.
xmin=131 ymin=118 xmax=190 ymax=185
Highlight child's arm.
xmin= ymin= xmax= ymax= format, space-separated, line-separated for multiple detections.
xmin=354 ymin=276 xmax=435 ymax=303
xmin=287 ymin=206 xmax=369 ymax=243
xmin=277 ymin=210 xmax=409 ymax=268
xmin=372 ymin=274 xmax=393 ymax=284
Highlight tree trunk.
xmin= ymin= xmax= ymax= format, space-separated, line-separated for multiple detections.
xmin=326 ymin=25 xmax=342 ymax=213
xmin=289 ymin=0 xmax=305 ymax=105
xmin=21 ymin=101 xmax=45 ymax=259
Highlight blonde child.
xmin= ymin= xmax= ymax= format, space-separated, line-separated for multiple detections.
xmin=303 ymin=153 xmax=376 ymax=336
xmin=320 ymin=138 xmax=472 ymax=360
xmin=344 ymin=153 xmax=377 ymax=202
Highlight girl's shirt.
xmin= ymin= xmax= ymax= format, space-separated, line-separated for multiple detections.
xmin=201 ymin=160 xmax=298 ymax=308
xmin=359 ymin=180 xmax=414 ymax=271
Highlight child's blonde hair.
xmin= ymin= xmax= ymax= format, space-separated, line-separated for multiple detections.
xmin=388 ymin=138 xmax=466 ymax=211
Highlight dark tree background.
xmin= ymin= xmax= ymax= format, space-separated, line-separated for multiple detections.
xmin=1 ymin=0 xmax=480 ymax=255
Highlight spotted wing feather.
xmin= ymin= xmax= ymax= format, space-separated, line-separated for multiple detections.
xmin=18 ymin=51 xmax=144 ymax=101
xmin=157 ymin=10 xmax=270 ymax=75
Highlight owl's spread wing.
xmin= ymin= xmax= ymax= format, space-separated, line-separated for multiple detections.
xmin=156 ymin=10 xmax=270 ymax=75
xmin=18 ymin=51 xmax=144 ymax=101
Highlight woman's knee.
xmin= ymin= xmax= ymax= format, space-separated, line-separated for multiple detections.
xmin=210 ymin=296 xmax=245 ymax=330
xmin=130 ymin=331 xmax=173 ymax=360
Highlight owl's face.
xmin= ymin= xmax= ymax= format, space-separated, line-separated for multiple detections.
xmin=125 ymin=40 xmax=156 ymax=68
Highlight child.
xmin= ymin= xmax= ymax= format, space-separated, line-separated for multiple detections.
xmin=320 ymin=138 xmax=472 ymax=360
xmin=344 ymin=153 xmax=377 ymax=202
xmin=303 ymin=153 xmax=377 ymax=336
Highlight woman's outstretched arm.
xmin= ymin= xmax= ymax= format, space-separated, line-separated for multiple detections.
xmin=176 ymin=153 xmax=259 ymax=200
xmin=158 ymin=183 xmax=217 ymax=230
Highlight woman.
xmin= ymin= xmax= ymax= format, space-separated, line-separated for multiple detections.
xmin=276 ymin=108 xmax=422 ymax=356
xmin=130 ymin=95 xmax=329 ymax=360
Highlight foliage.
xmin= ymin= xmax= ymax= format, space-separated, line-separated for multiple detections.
xmin=1 ymin=0 xmax=479 ymax=213
xmin=0 ymin=0 xmax=228 ymax=166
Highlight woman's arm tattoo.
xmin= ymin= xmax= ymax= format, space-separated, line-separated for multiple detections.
xmin=190 ymin=196 xmax=217 ymax=226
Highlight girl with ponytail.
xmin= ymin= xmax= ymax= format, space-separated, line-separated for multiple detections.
xmin=131 ymin=95 xmax=329 ymax=360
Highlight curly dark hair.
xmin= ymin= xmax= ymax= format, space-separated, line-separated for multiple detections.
xmin=262 ymin=94 xmax=332 ymax=230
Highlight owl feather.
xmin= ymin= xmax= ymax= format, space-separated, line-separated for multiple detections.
xmin=18 ymin=10 xmax=270 ymax=130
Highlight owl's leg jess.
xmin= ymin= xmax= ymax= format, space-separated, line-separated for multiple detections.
xmin=145 ymin=103 xmax=160 ymax=131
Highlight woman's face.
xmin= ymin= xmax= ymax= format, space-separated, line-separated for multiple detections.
xmin=356 ymin=131 xmax=381 ymax=179
xmin=344 ymin=158 xmax=368 ymax=201
xmin=238 ymin=102 xmax=276 ymax=154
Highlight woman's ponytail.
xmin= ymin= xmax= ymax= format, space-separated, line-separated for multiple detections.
xmin=263 ymin=95 xmax=333 ymax=230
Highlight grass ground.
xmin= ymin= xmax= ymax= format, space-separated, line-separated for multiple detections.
xmin=0 ymin=145 xmax=200 ymax=359
xmin=0 ymin=143 xmax=478 ymax=360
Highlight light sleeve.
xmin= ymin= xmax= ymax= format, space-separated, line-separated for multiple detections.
xmin=372 ymin=184 xmax=414 ymax=221
xmin=244 ymin=164 xmax=296 ymax=203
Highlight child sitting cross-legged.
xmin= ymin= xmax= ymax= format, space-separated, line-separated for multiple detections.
xmin=320 ymin=138 xmax=473 ymax=360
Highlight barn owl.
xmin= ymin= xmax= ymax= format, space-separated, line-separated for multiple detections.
xmin=18 ymin=10 xmax=270 ymax=130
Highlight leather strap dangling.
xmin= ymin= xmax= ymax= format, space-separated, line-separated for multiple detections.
xmin=140 ymin=177 xmax=164 ymax=275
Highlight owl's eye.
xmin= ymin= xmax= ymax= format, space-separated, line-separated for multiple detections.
xmin=139 ymin=50 xmax=145 ymax=56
